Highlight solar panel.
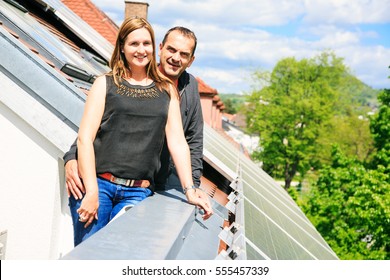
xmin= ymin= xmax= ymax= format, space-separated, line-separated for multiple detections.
xmin=203 ymin=125 xmax=338 ymax=260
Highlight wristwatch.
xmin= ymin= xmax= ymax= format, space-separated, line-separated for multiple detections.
xmin=183 ymin=185 xmax=197 ymax=194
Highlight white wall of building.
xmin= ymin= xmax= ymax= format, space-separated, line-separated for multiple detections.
xmin=0 ymin=74 xmax=76 ymax=259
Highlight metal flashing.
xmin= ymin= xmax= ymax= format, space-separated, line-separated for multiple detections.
xmin=61 ymin=188 xmax=224 ymax=260
xmin=0 ymin=25 xmax=84 ymax=131
xmin=41 ymin=0 xmax=114 ymax=60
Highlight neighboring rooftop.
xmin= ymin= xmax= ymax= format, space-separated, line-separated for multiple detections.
xmin=61 ymin=0 xmax=119 ymax=45
xmin=197 ymin=77 xmax=218 ymax=96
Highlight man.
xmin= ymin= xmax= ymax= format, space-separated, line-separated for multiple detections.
xmin=63 ymin=26 xmax=208 ymax=214
xmin=155 ymin=26 xmax=204 ymax=192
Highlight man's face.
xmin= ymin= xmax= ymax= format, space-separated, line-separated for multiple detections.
xmin=158 ymin=30 xmax=195 ymax=81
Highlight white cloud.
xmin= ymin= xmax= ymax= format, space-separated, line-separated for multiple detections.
xmin=92 ymin=0 xmax=390 ymax=92
xmin=317 ymin=29 xmax=361 ymax=47
xmin=191 ymin=66 xmax=253 ymax=94
xmin=149 ymin=0 xmax=306 ymax=26
xmin=339 ymin=45 xmax=390 ymax=88
xmin=303 ymin=0 xmax=390 ymax=24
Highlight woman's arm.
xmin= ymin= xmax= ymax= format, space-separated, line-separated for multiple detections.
xmin=165 ymin=85 xmax=213 ymax=220
xmin=77 ymin=75 xmax=107 ymax=227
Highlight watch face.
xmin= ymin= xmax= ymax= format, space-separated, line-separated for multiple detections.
xmin=183 ymin=185 xmax=196 ymax=194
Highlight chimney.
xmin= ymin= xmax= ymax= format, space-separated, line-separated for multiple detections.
xmin=125 ymin=1 xmax=149 ymax=19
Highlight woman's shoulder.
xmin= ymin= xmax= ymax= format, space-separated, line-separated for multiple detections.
xmin=94 ymin=74 xmax=108 ymax=82
xmin=91 ymin=74 xmax=106 ymax=88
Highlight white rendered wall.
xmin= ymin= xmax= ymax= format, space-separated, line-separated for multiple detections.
xmin=0 ymin=72 xmax=77 ymax=259
xmin=0 ymin=104 xmax=74 ymax=259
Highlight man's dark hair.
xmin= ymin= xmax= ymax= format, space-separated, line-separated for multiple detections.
xmin=162 ymin=26 xmax=197 ymax=56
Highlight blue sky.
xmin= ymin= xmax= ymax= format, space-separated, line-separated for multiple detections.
xmin=93 ymin=0 xmax=390 ymax=94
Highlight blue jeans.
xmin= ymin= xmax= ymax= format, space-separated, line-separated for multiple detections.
xmin=69 ymin=177 xmax=152 ymax=246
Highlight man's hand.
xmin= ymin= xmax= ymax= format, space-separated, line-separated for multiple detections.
xmin=185 ymin=188 xmax=213 ymax=220
xmin=65 ymin=159 xmax=85 ymax=199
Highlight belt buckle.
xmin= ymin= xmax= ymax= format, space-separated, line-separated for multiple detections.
xmin=111 ymin=175 xmax=136 ymax=187
xmin=117 ymin=177 xmax=128 ymax=186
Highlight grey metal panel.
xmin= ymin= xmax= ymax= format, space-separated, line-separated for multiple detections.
xmin=0 ymin=71 xmax=77 ymax=152
xmin=42 ymin=0 xmax=114 ymax=61
xmin=175 ymin=199 xmax=225 ymax=260
xmin=61 ymin=188 xmax=223 ymax=260
xmin=0 ymin=26 xmax=84 ymax=131
xmin=175 ymin=215 xmax=223 ymax=259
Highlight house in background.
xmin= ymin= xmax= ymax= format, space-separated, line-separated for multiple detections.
xmin=0 ymin=0 xmax=338 ymax=260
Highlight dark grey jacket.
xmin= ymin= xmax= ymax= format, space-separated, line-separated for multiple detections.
xmin=63 ymin=70 xmax=204 ymax=189
xmin=155 ymin=71 xmax=204 ymax=189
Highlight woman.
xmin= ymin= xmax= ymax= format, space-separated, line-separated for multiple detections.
xmin=69 ymin=17 xmax=212 ymax=246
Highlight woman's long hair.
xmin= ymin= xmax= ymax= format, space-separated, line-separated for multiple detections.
xmin=109 ymin=17 xmax=174 ymax=96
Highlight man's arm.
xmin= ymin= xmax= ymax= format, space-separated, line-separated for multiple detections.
xmin=184 ymin=76 xmax=204 ymax=187
xmin=63 ymin=138 xmax=77 ymax=164
xmin=63 ymin=138 xmax=85 ymax=199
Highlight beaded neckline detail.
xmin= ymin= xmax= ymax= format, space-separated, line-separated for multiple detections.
xmin=116 ymin=82 xmax=159 ymax=98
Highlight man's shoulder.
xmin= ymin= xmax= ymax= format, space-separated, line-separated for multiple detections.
xmin=179 ymin=70 xmax=198 ymax=85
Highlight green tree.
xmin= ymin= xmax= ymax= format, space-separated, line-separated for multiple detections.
xmin=303 ymin=147 xmax=390 ymax=259
xmin=220 ymin=94 xmax=246 ymax=115
xmin=369 ymin=86 xmax=390 ymax=173
xmin=301 ymin=75 xmax=390 ymax=259
xmin=246 ymin=51 xmax=347 ymax=189
xmin=317 ymin=113 xmax=374 ymax=163
xmin=223 ymin=98 xmax=236 ymax=114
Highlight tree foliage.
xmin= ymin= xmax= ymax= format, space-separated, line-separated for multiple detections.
xmin=246 ymin=51 xmax=347 ymax=189
xmin=314 ymin=73 xmax=377 ymax=164
xmin=301 ymin=76 xmax=390 ymax=259
xmin=303 ymin=147 xmax=390 ymax=259
xmin=369 ymin=87 xmax=390 ymax=172
xmin=317 ymin=114 xmax=374 ymax=164
xmin=220 ymin=94 xmax=246 ymax=115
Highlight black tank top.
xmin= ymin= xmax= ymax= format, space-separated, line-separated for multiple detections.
xmin=93 ymin=75 xmax=170 ymax=187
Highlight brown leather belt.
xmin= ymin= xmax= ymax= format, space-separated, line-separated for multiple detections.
xmin=98 ymin=173 xmax=150 ymax=188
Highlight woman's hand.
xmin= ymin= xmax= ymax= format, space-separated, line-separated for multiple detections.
xmin=77 ymin=191 xmax=99 ymax=228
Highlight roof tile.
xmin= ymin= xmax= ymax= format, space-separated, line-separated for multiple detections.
xmin=61 ymin=0 xmax=119 ymax=45
xmin=196 ymin=77 xmax=218 ymax=95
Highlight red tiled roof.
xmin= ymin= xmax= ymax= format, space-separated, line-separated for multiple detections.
xmin=61 ymin=0 xmax=119 ymax=45
xmin=223 ymin=112 xmax=236 ymax=122
xmin=196 ymin=77 xmax=218 ymax=95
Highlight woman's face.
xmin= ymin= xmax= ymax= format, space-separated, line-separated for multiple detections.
xmin=122 ymin=27 xmax=153 ymax=70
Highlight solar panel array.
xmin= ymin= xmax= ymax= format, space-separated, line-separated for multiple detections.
xmin=204 ymin=125 xmax=338 ymax=260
